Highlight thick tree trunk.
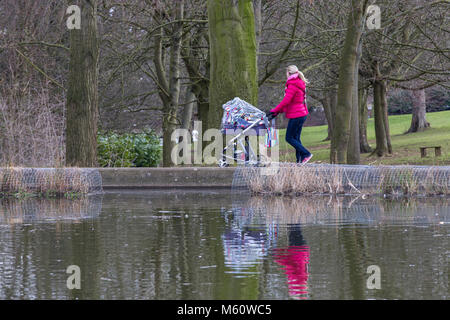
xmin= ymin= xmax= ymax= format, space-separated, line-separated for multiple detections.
xmin=330 ymin=0 xmax=365 ymax=164
xmin=371 ymin=60 xmax=392 ymax=157
xmin=407 ymin=89 xmax=430 ymax=133
xmin=66 ymin=0 xmax=99 ymax=167
xmin=182 ymin=90 xmax=195 ymax=130
xmin=254 ymin=0 xmax=262 ymax=53
xmin=191 ymin=83 xmax=210 ymax=153
xmin=162 ymin=1 xmax=184 ymax=167
xmin=182 ymin=29 xmax=210 ymax=128
xmin=323 ymin=101 xmax=333 ymax=141
xmin=372 ymin=79 xmax=388 ymax=157
xmin=162 ymin=108 xmax=178 ymax=167
xmin=197 ymin=90 xmax=210 ymax=127
xmin=359 ymin=87 xmax=372 ymax=153
xmin=208 ymin=0 xmax=258 ymax=130
xmin=199 ymin=94 xmax=212 ymax=153
xmin=381 ymin=80 xmax=392 ymax=154
xmin=347 ymin=38 xmax=363 ymax=164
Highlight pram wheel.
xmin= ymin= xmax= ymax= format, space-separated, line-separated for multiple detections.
xmin=218 ymin=159 xmax=229 ymax=167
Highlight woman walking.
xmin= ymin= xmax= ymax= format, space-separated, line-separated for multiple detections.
xmin=269 ymin=65 xmax=312 ymax=164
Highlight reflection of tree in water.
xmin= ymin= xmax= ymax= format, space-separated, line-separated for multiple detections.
xmin=0 ymin=195 xmax=103 ymax=299
xmin=0 ymin=195 xmax=103 ymax=224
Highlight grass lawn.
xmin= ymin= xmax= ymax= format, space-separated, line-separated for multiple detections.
xmin=277 ymin=110 xmax=450 ymax=166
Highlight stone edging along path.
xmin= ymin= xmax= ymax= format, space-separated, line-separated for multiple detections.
xmin=99 ymin=167 xmax=236 ymax=189
xmin=101 ymin=164 xmax=450 ymax=196
xmin=1 ymin=165 xmax=448 ymax=193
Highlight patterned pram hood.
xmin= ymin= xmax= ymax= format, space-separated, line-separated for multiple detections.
xmin=221 ymin=97 xmax=266 ymax=131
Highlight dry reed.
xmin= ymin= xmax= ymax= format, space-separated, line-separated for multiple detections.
xmin=0 ymin=167 xmax=100 ymax=197
xmin=240 ymin=163 xmax=450 ymax=197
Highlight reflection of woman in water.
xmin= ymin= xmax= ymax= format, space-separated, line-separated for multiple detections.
xmin=273 ymin=224 xmax=310 ymax=299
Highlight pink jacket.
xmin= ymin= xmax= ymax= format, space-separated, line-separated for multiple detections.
xmin=271 ymin=76 xmax=308 ymax=119
xmin=273 ymin=245 xmax=310 ymax=298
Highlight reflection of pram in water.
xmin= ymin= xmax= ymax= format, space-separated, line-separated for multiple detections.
xmin=219 ymin=98 xmax=277 ymax=167
xmin=222 ymin=203 xmax=310 ymax=299
xmin=221 ymin=206 xmax=276 ymax=276
xmin=222 ymin=227 xmax=268 ymax=275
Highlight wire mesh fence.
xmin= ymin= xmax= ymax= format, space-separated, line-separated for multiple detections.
xmin=0 ymin=167 xmax=103 ymax=196
xmin=232 ymin=163 xmax=450 ymax=196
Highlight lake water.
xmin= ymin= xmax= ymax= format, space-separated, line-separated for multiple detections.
xmin=0 ymin=189 xmax=448 ymax=300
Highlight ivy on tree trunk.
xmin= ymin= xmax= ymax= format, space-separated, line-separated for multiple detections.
xmin=207 ymin=0 xmax=258 ymax=130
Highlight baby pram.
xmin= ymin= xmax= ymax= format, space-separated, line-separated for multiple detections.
xmin=219 ymin=97 xmax=277 ymax=167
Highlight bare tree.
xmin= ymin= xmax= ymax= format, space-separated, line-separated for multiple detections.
xmin=155 ymin=0 xmax=185 ymax=166
xmin=359 ymin=0 xmax=449 ymax=157
xmin=330 ymin=0 xmax=368 ymax=164
xmin=0 ymin=0 xmax=67 ymax=166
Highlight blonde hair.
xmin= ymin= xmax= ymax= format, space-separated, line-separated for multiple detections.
xmin=287 ymin=65 xmax=309 ymax=84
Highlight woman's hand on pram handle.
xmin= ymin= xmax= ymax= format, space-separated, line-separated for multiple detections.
xmin=265 ymin=111 xmax=277 ymax=121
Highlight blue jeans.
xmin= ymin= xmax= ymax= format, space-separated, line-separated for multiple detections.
xmin=285 ymin=116 xmax=311 ymax=163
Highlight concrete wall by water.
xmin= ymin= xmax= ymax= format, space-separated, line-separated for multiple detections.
xmin=99 ymin=167 xmax=236 ymax=189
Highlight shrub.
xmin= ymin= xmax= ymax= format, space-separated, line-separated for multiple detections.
xmin=388 ymin=90 xmax=414 ymax=115
xmin=97 ymin=131 xmax=161 ymax=167
xmin=388 ymin=87 xmax=450 ymax=115
xmin=0 ymin=90 xmax=65 ymax=167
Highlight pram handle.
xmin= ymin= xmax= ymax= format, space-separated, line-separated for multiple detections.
xmin=223 ymin=115 xmax=274 ymax=151
xmin=265 ymin=111 xmax=277 ymax=121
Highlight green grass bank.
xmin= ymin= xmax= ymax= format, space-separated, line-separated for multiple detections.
xmin=277 ymin=110 xmax=450 ymax=165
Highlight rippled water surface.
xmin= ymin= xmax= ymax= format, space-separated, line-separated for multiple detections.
xmin=0 ymin=190 xmax=448 ymax=300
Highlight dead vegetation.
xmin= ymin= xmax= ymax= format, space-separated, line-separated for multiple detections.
xmin=240 ymin=163 xmax=450 ymax=197
xmin=0 ymin=167 xmax=102 ymax=198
